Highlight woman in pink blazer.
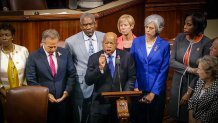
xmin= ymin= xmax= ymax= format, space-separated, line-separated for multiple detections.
xmin=117 ymin=14 xmax=136 ymax=52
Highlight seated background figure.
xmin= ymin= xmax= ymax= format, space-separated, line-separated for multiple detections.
xmin=188 ymin=55 xmax=218 ymax=123
xmin=78 ymin=0 xmax=103 ymax=9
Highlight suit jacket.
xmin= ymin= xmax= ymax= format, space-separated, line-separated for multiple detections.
xmin=65 ymin=31 xmax=105 ymax=99
xmin=26 ymin=47 xmax=77 ymax=98
xmin=0 ymin=44 xmax=29 ymax=89
xmin=130 ymin=35 xmax=170 ymax=95
xmin=85 ymin=49 xmax=136 ymax=114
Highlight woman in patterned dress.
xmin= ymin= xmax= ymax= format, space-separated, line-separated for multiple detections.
xmin=188 ymin=55 xmax=218 ymax=123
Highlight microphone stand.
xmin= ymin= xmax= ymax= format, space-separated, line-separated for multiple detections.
xmin=116 ymin=57 xmax=122 ymax=92
xmin=115 ymin=56 xmax=129 ymax=123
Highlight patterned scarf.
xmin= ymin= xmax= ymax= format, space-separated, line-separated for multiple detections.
xmin=7 ymin=54 xmax=19 ymax=88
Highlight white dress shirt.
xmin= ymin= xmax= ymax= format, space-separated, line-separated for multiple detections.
xmin=43 ymin=46 xmax=58 ymax=73
xmin=83 ymin=32 xmax=98 ymax=53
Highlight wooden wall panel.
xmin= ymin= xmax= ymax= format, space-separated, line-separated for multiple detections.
xmin=0 ymin=0 xmax=144 ymax=52
xmin=145 ymin=0 xmax=206 ymax=40
xmin=97 ymin=2 xmax=145 ymax=37
xmin=1 ymin=19 xmax=81 ymax=52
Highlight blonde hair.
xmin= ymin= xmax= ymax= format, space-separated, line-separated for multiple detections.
xmin=117 ymin=14 xmax=135 ymax=33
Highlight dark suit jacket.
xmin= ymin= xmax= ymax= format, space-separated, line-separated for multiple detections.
xmin=26 ymin=47 xmax=77 ymax=98
xmin=85 ymin=49 xmax=136 ymax=114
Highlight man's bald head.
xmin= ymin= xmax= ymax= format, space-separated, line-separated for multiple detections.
xmin=102 ymin=32 xmax=118 ymax=56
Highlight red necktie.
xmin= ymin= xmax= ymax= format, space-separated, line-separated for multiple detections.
xmin=49 ymin=53 xmax=56 ymax=77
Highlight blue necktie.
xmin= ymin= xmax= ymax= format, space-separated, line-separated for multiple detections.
xmin=88 ymin=38 xmax=94 ymax=55
xmin=108 ymin=56 xmax=115 ymax=78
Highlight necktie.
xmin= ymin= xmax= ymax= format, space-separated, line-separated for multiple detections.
xmin=88 ymin=38 xmax=94 ymax=55
xmin=108 ymin=56 xmax=115 ymax=78
xmin=49 ymin=53 xmax=56 ymax=77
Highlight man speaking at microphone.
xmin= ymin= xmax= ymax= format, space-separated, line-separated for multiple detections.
xmin=85 ymin=32 xmax=136 ymax=123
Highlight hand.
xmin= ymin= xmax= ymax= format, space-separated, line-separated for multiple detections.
xmin=187 ymin=67 xmax=198 ymax=75
xmin=57 ymin=91 xmax=69 ymax=103
xmin=48 ymin=93 xmax=58 ymax=103
xmin=99 ymin=54 xmax=106 ymax=70
xmin=180 ymin=92 xmax=191 ymax=105
xmin=139 ymin=93 xmax=155 ymax=104
xmin=145 ymin=93 xmax=155 ymax=103
xmin=134 ymin=88 xmax=139 ymax=91
xmin=0 ymin=87 xmax=6 ymax=98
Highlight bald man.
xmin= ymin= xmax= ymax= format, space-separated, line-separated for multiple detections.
xmin=210 ymin=37 xmax=218 ymax=58
xmin=85 ymin=32 xmax=136 ymax=123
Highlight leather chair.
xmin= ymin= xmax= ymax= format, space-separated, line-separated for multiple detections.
xmin=9 ymin=0 xmax=47 ymax=11
xmin=6 ymin=86 xmax=49 ymax=123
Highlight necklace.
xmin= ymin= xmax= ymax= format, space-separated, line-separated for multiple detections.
xmin=1 ymin=44 xmax=15 ymax=54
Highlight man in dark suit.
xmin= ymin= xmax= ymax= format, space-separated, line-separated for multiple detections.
xmin=26 ymin=29 xmax=77 ymax=123
xmin=85 ymin=32 xmax=136 ymax=123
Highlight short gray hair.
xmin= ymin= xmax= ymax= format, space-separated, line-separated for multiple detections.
xmin=144 ymin=14 xmax=164 ymax=34
xmin=41 ymin=29 xmax=59 ymax=43
xmin=80 ymin=13 xmax=96 ymax=24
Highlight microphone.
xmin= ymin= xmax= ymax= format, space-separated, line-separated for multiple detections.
xmin=116 ymin=55 xmax=122 ymax=92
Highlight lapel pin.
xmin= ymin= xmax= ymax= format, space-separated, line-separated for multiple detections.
xmin=57 ymin=52 xmax=62 ymax=56
xmin=197 ymin=48 xmax=200 ymax=51
xmin=154 ymin=45 xmax=158 ymax=52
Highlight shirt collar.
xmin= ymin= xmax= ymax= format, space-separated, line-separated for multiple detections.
xmin=83 ymin=32 xmax=97 ymax=41
xmin=43 ymin=45 xmax=56 ymax=57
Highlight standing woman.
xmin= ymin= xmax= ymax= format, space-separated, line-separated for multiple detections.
xmin=130 ymin=14 xmax=170 ymax=123
xmin=0 ymin=23 xmax=29 ymax=122
xmin=188 ymin=55 xmax=218 ymax=123
xmin=168 ymin=12 xmax=211 ymax=123
xmin=117 ymin=14 xmax=136 ymax=51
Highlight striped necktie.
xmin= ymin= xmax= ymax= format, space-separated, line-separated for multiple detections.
xmin=88 ymin=38 xmax=94 ymax=55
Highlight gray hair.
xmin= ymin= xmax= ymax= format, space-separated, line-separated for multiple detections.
xmin=144 ymin=14 xmax=164 ymax=34
xmin=197 ymin=55 xmax=218 ymax=79
xmin=80 ymin=13 xmax=96 ymax=24
xmin=41 ymin=29 xmax=59 ymax=43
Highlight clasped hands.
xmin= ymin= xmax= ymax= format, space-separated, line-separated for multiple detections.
xmin=48 ymin=91 xmax=68 ymax=103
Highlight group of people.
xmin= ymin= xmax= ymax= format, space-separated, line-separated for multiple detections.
xmin=0 ymin=11 xmax=217 ymax=123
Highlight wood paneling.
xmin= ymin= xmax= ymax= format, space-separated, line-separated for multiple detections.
xmin=145 ymin=0 xmax=206 ymax=40
xmin=97 ymin=0 xmax=144 ymax=37
xmin=0 ymin=0 xmax=144 ymax=52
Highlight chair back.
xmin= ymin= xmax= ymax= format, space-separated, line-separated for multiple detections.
xmin=9 ymin=0 xmax=47 ymax=10
xmin=6 ymin=86 xmax=48 ymax=123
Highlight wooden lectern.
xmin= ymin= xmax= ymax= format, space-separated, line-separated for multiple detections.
xmin=101 ymin=91 xmax=142 ymax=123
